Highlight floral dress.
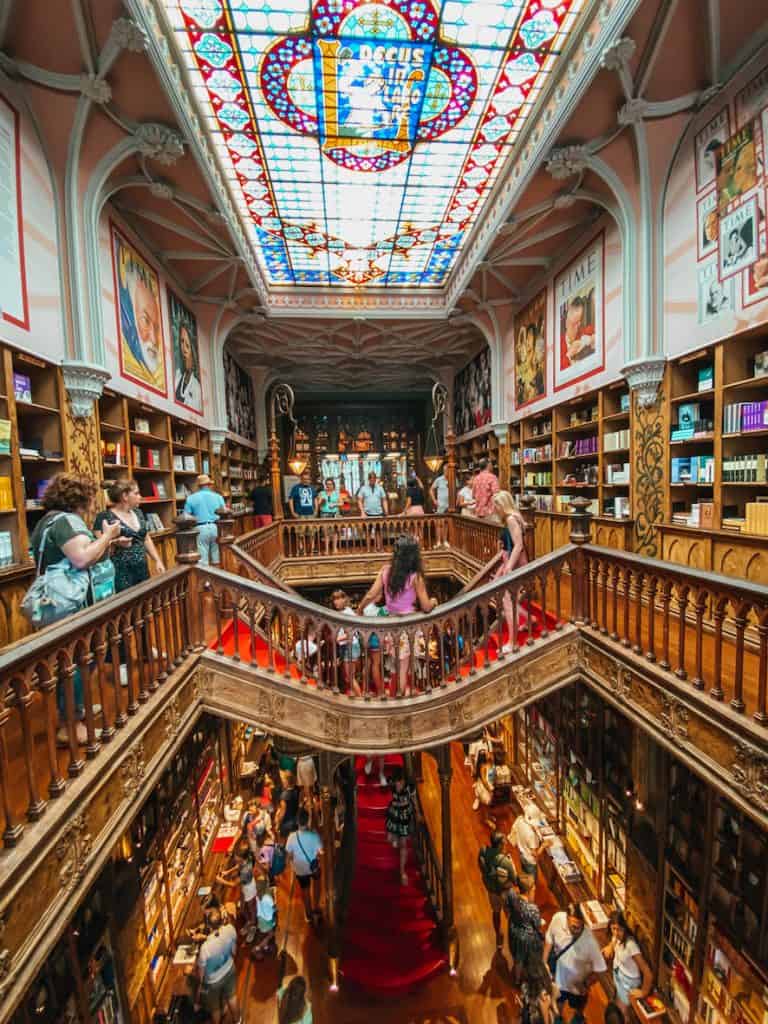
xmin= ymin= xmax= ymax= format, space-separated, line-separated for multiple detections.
xmin=94 ymin=508 xmax=150 ymax=592
xmin=385 ymin=783 xmax=416 ymax=839
xmin=505 ymin=891 xmax=544 ymax=965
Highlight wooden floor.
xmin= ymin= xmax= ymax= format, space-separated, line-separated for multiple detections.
xmin=171 ymin=742 xmax=610 ymax=1024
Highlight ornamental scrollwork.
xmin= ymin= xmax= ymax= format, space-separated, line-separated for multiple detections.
xmin=163 ymin=696 xmax=181 ymax=741
xmin=730 ymin=741 xmax=768 ymax=813
xmin=387 ymin=715 xmax=413 ymax=746
xmin=659 ymin=695 xmax=689 ymax=741
xmin=56 ymin=815 xmax=92 ymax=893
xmin=121 ymin=742 xmax=146 ymax=800
xmin=633 ymin=388 xmax=665 ymax=558
xmin=323 ymin=712 xmax=350 ymax=744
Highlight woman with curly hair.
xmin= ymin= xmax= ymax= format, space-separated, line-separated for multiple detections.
xmin=29 ymin=474 xmax=122 ymax=744
xmin=278 ymin=975 xmax=312 ymax=1024
xmin=357 ymin=535 xmax=437 ymax=695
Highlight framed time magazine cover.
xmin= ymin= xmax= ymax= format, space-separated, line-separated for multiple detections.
xmin=554 ymin=233 xmax=605 ymax=392
xmin=513 ymin=287 xmax=547 ymax=410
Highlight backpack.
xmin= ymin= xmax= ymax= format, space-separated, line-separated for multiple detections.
xmin=271 ymin=844 xmax=287 ymax=877
xmin=21 ymin=514 xmax=91 ymax=628
xmin=479 ymin=846 xmax=513 ymax=891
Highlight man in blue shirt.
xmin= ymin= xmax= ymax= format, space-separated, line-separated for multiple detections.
xmin=288 ymin=471 xmax=316 ymax=517
xmin=357 ymin=471 xmax=388 ymax=552
xmin=184 ymin=474 xmax=225 ymax=565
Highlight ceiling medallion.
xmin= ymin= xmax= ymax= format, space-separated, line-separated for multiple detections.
xmin=173 ymin=0 xmax=584 ymax=289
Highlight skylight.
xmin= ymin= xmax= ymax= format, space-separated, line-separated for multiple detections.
xmin=165 ymin=0 xmax=585 ymax=288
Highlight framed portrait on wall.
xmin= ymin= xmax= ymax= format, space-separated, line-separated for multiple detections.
xmin=736 ymin=66 xmax=768 ymax=128
xmin=168 ymin=288 xmax=203 ymax=415
xmin=694 ymin=107 xmax=730 ymax=193
xmin=0 ymin=95 xmax=29 ymax=330
xmin=224 ymin=348 xmax=257 ymax=441
xmin=453 ymin=347 xmax=492 ymax=436
xmin=696 ymin=189 xmax=719 ymax=261
xmin=718 ymin=195 xmax=758 ymax=281
xmin=698 ymin=257 xmax=735 ymax=323
xmin=743 ymin=224 xmax=768 ymax=308
xmin=513 ymin=288 xmax=547 ymax=410
xmin=716 ymin=125 xmax=758 ymax=214
xmin=554 ymin=234 xmax=604 ymax=392
xmin=110 ymin=224 xmax=167 ymax=397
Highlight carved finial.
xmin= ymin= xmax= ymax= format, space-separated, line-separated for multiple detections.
xmin=110 ymin=17 xmax=146 ymax=54
xmin=622 ymin=356 xmax=667 ymax=408
xmin=553 ymin=192 xmax=577 ymax=210
xmin=134 ymin=123 xmax=185 ymax=166
xmin=80 ymin=74 xmax=112 ymax=104
xmin=61 ymin=360 xmax=110 ymax=418
xmin=546 ymin=145 xmax=589 ymax=181
xmin=149 ymin=179 xmax=175 ymax=201
xmin=600 ymin=36 xmax=636 ymax=72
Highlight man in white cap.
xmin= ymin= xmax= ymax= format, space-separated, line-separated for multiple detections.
xmin=509 ymin=802 xmax=546 ymax=884
xmin=184 ymin=474 xmax=225 ymax=565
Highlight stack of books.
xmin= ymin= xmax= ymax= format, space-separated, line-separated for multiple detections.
xmin=723 ymin=454 xmax=768 ymax=482
xmin=605 ymin=463 xmax=630 ymax=484
xmin=604 ymin=428 xmax=631 ymax=450
xmin=745 ymin=502 xmax=768 ymax=536
xmin=671 ymin=455 xmax=714 ymax=483
xmin=558 ymin=436 xmax=598 ymax=457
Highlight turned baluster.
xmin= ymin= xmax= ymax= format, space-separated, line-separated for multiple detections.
xmin=610 ymin=565 xmax=620 ymax=641
xmin=248 ymin=603 xmax=257 ymax=666
xmin=38 ymin=673 xmax=65 ymax=797
xmin=438 ymin=626 xmax=448 ymax=688
xmin=599 ymin=562 xmax=608 ymax=635
xmin=214 ymin=591 xmax=225 ymax=657
xmin=730 ymin=601 xmax=749 ymax=712
xmin=78 ymin=645 xmax=101 ymax=759
xmin=453 ymin=620 xmax=461 ymax=681
xmin=540 ymin=572 xmax=549 ymax=640
xmin=467 ymin=611 xmax=476 ymax=676
xmin=231 ymin=598 xmax=241 ymax=663
xmin=496 ymin=588 xmax=505 ymax=658
xmin=162 ymin=588 xmax=175 ymax=670
xmin=632 ymin=572 xmax=645 ymax=654
xmin=755 ymin=611 xmax=768 ymax=724
xmin=267 ymin=609 xmax=276 ymax=674
xmin=169 ymin=584 xmax=184 ymax=666
xmin=710 ymin=596 xmax=727 ymax=700
xmin=675 ymin=585 xmax=690 ymax=680
xmin=645 ymin=577 xmax=658 ymax=662
xmin=16 ymin=684 xmax=45 ymax=821
xmin=690 ymin=590 xmax=707 ymax=689
xmin=554 ymin=567 xmax=563 ymax=628
xmin=282 ymin=616 xmax=291 ymax=681
xmin=60 ymin=658 xmax=85 ymax=776
xmin=144 ymin=601 xmax=158 ymax=692
xmin=122 ymin=620 xmax=140 ymax=715
xmin=93 ymin=629 xmax=115 ymax=742
xmin=659 ymin=579 xmax=672 ymax=669
xmin=621 ymin=568 xmax=632 ymax=648
xmin=0 ymin=707 xmax=23 ymax=846
xmin=590 ymin=558 xmax=599 ymax=629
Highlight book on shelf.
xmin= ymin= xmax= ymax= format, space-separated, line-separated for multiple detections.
xmin=634 ymin=993 xmax=666 ymax=1021
xmin=134 ymin=417 xmax=150 ymax=433
xmin=0 ymin=420 xmax=10 ymax=455
xmin=13 ymin=373 xmax=32 ymax=403
xmin=0 ymin=532 xmax=11 ymax=566
xmin=0 ymin=477 xmax=13 ymax=510
xmin=745 ymin=502 xmax=768 ymax=536
xmin=604 ymin=428 xmax=630 ymax=450
xmin=753 ymin=350 xmax=768 ymax=377
xmin=145 ymin=512 xmax=163 ymax=531
xmin=605 ymin=462 xmax=630 ymax=484
xmin=723 ymin=454 xmax=768 ymax=482
xmin=620 ymin=393 xmax=631 ymax=412
xmin=156 ymin=481 xmax=167 ymax=499
xmin=671 ymin=455 xmax=714 ymax=483
xmin=558 ymin=436 xmax=598 ymax=457
xmin=183 ymin=455 xmax=196 ymax=472
xmin=19 ymin=446 xmax=41 ymax=458
xmin=725 ymin=400 xmax=768 ymax=433
xmin=173 ymin=454 xmax=184 ymax=471
xmin=721 ymin=516 xmax=745 ymax=532
xmin=102 ymin=441 xmax=122 ymax=466
xmin=35 ymin=479 xmax=51 ymax=500
xmin=697 ymin=365 xmax=714 ymax=391
xmin=568 ymin=406 xmax=598 ymax=427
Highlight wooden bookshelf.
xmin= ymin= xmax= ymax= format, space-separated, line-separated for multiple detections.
xmin=220 ymin=435 xmax=259 ymax=512
xmin=521 ymin=410 xmax=553 ymax=512
xmin=455 ymin=424 xmax=499 ymax=474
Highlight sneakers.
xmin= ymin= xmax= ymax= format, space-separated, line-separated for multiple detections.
xmin=364 ymin=758 xmax=373 ymax=775
xmin=472 ymin=797 xmax=480 ymax=811
xmin=501 ymin=643 xmax=514 ymax=654
xmin=57 ymin=722 xmax=88 ymax=746
xmin=379 ymin=772 xmax=388 ymax=787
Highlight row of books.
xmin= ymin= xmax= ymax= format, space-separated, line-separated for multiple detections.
xmin=523 ymin=444 xmax=552 ymax=463
xmin=671 ymin=455 xmax=715 ymax=483
xmin=525 ymin=471 xmax=552 ymax=487
xmin=132 ymin=446 xmax=164 ymax=469
xmin=566 ymin=406 xmax=598 ymax=427
xmin=723 ymin=454 xmax=768 ymax=482
xmin=527 ymin=493 xmax=553 ymax=511
xmin=562 ymin=464 xmax=599 ymax=486
xmin=604 ymin=427 xmax=630 ymax=451
xmin=744 ymin=502 xmax=768 ymax=536
xmin=723 ymin=401 xmax=768 ymax=433
xmin=0 ymin=531 xmax=14 ymax=566
xmin=558 ymin=436 xmax=598 ymax=457
xmin=13 ymin=372 xmax=32 ymax=403
xmin=102 ymin=440 xmax=123 ymax=466
xmin=173 ymin=454 xmax=197 ymax=472
xmin=556 ymin=496 xmax=599 ymax=514
xmin=605 ymin=462 xmax=630 ymax=484
xmin=671 ymin=403 xmax=714 ymax=439
xmin=671 ymin=501 xmax=715 ymax=528
xmin=529 ymin=419 xmax=552 ymax=438
xmin=604 ymin=496 xmax=631 ymax=518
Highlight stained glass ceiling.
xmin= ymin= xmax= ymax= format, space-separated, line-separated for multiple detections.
xmin=165 ymin=0 xmax=586 ymax=289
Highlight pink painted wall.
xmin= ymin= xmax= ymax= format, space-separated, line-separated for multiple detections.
xmin=98 ymin=206 xmax=215 ymax=426
xmin=0 ymin=84 xmax=65 ymax=362
xmin=664 ymin=51 xmax=768 ymax=356
xmin=503 ymin=215 xmax=624 ymax=420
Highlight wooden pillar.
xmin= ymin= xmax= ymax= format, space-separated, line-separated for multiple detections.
xmin=519 ymin=493 xmax=536 ymax=561
xmin=216 ymin=505 xmax=236 ymax=571
xmin=569 ymin=496 xmax=593 ymax=624
xmin=270 ymin=426 xmax=284 ymax=522
xmin=630 ymin=379 xmax=668 ymax=557
xmin=445 ymin=427 xmax=457 ymax=511
xmin=436 ymin=744 xmax=457 ymax=971
xmin=495 ymin=424 xmax=511 ymax=492
xmin=318 ymin=752 xmax=340 ymax=989
xmin=173 ymin=513 xmax=203 ymax=653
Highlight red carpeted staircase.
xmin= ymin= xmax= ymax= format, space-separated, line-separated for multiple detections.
xmin=340 ymin=756 xmax=447 ymax=998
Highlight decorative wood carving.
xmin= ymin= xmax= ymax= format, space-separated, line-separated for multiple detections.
xmin=120 ymin=742 xmax=146 ymax=800
xmin=730 ymin=740 xmax=768 ymax=813
xmin=56 ymin=814 xmax=92 ymax=893
xmin=632 ymin=387 xmax=666 ymax=557
xmin=64 ymin=395 xmax=102 ymax=480
xmin=659 ymin=695 xmax=689 ymax=740
xmin=162 ymin=696 xmax=181 ymax=740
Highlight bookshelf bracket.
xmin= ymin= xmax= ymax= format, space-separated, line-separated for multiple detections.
xmin=61 ymin=360 xmax=110 ymax=418
xmin=622 ymin=355 xmax=666 ymax=408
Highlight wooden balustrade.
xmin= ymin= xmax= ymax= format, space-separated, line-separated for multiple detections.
xmin=201 ymin=549 xmax=571 ymax=702
xmin=447 ymin=515 xmax=502 ymax=563
xmin=414 ymin=795 xmax=445 ymax=924
xmin=235 ymin=522 xmax=282 ymax=569
xmin=277 ymin=514 xmax=449 ymax=558
xmin=0 ymin=568 xmax=193 ymax=848
xmin=581 ymin=546 xmax=768 ymax=724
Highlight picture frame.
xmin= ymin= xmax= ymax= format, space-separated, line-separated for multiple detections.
xmin=553 ymin=233 xmax=605 ymax=392
xmin=513 ymin=288 xmax=547 ymax=410
xmin=168 ymin=287 xmax=203 ymax=415
xmin=694 ymin=106 xmax=730 ymax=193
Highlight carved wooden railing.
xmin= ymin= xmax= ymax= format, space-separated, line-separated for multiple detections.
xmin=201 ymin=547 xmax=571 ymax=701
xmin=447 ymin=515 xmax=503 ymax=564
xmin=275 ymin=513 xmax=452 ymax=559
xmin=235 ymin=521 xmax=282 ymax=569
xmin=579 ymin=546 xmax=768 ymax=724
xmin=413 ymin=793 xmax=445 ymax=924
xmin=0 ymin=568 xmax=195 ymax=848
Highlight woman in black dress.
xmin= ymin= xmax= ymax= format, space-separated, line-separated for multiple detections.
xmin=385 ymin=766 xmax=418 ymax=885
xmin=94 ymin=479 xmax=164 ymax=591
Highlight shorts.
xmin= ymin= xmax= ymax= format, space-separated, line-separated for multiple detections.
xmin=383 ymin=629 xmax=424 ymax=660
xmin=297 ymin=756 xmax=317 ymax=789
xmin=296 ymin=873 xmax=314 ymax=890
xmin=557 ymin=990 xmax=588 ymax=1012
xmin=201 ymin=966 xmax=237 ymax=1014
xmin=614 ymin=967 xmax=641 ymax=1006
xmin=520 ymin=859 xmax=538 ymax=882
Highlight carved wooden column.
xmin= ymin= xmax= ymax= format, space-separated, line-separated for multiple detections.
xmin=318 ymin=752 xmax=340 ymax=989
xmin=569 ymin=497 xmax=593 ymax=625
xmin=518 ymin=493 xmax=536 ymax=561
xmin=173 ymin=513 xmax=204 ymax=652
xmin=270 ymin=425 xmax=284 ymax=522
xmin=624 ymin=358 xmax=667 ymax=556
xmin=216 ymin=505 xmax=236 ymax=571
xmin=445 ymin=426 xmax=457 ymax=511
xmin=494 ymin=424 xmax=511 ymax=492
xmin=436 ymin=744 xmax=457 ymax=972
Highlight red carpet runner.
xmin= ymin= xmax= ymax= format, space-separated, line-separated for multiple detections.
xmin=340 ymin=756 xmax=447 ymax=998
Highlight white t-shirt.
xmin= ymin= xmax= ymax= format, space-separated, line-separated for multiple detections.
xmin=257 ymin=890 xmax=276 ymax=925
xmin=432 ymin=475 xmax=449 ymax=513
xmin=511 ymin=816 xmax=539 ymax=864
xmin=198 ymin=923 xmax=237 ymax=985
xmin=614 ymin=936 xmax=642 ymax=984
xmin=546 ymin=911 xmax=606 ymax=995
xmin=286 ymin=828 xmax=323 ymax=877
xmin=458 ymin=484 xmax=476 ymax=512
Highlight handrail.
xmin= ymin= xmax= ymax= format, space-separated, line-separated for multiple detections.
xmin=413 ymin=789 xmax=445 ymax=924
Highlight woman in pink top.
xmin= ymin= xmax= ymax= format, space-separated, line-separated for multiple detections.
xmin=359 ymin=535 xmax=437 ymax=696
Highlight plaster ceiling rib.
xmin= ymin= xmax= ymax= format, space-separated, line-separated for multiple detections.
xmin=126 ymin=205 xmax=232 ymax=255
xmin=190 ymin=260 xmax=238 ymax=294
xmin=70 ymin=0 xmax=96 ymax=76
xmin=705 ymin=0 xmax=721 ymax=86
xmin=0 ymin=0 xmax=15 ymax=48
xmin=164 ymin=250 xmax=234 ymax=261
xmin=633 ymin=0 xmax=680 ymax=96
xmin=493 ymin=215 xmax=594 ymax=262
xmin=492 ymin=256 xmax=552 ymax=268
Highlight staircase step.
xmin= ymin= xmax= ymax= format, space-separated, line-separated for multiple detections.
xmin=342 ymin=951 xmax=447 ymax=998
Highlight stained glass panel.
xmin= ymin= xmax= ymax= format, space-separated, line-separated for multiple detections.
xmin=163 ymin=0 xmax=586 ymax=288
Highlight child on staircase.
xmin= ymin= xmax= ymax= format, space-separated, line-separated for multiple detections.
xmin=385 ymin=766 xmax=419 ymax=885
